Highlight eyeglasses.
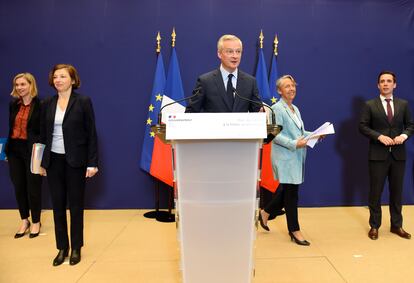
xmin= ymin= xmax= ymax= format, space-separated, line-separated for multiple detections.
xmin=223 ymin=49 xmax=242 ymax=55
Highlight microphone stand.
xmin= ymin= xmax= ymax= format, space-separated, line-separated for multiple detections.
xmin=232 ymin=88 xmax=282 ymax=144
xmin=158 ymin=87 xmax=202 ymax=124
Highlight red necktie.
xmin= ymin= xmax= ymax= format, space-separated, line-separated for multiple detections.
xmin=385 ymin=98 xmax=393 ymax=123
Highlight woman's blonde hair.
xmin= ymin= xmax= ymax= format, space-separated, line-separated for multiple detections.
xmin=10 ymin=73 xmax=38 ymax=98
xmin=276 ymin=75 xmax=297 ymax=90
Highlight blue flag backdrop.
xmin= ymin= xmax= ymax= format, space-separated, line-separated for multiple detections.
xmin=164 ymin=47 xmax=185 ymax=104
xmin=269 ymin=53 xmax=279 ymax=104
xmin=2 ymin=1 xmax=414 ymax=208
xmin=255 ymin=48 xmax=271 ymax=104
xmin=139 ymin=52 xmax=166 ymax=173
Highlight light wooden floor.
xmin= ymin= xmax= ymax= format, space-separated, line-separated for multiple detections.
xmin=1 ymin=206 xmax=413 ymax=283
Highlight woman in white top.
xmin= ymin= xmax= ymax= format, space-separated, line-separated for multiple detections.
xmin=40 ymin=64 xmax=98 ymax=266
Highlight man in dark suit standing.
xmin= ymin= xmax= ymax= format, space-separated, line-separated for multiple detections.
xmin=359 ymin=71 xmax=414 ymax=240
xmin=185 ymin=34 xmax=261 ymax=113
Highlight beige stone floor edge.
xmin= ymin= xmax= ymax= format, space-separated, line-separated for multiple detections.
xmin=1 ymin=206 xmax=413 ymax=283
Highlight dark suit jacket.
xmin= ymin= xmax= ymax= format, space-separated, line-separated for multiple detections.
xmin=5 ymin=97 xmax=41 ymax=155
xmin=185 ymin=68 xmax=261 ymax=113
xmin=359 ymin=96 xmax=414 ymax=160
xmin=40 ymin=92 xmax=98 ymax=168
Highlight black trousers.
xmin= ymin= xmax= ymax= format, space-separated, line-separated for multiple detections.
xmin=368 ymin=154 xmax=405 ymax=229
xmin=264 ymin=183 xmax=300 ymax=232
xmin=7 ymin=139 xmax=42 ymax=223
xmin=47 ymin=152 xmax=86 ymax=250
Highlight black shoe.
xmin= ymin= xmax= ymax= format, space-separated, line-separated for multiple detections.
xmin=70 ymin=248 xmax=81 ymax=265
xmin=268 ymin=209 xmax=286 ymax=221
xmin=29 ymin=223 xmax=41 ymax=238
xmin=289 ymin=231 xmax=310 ymax=246
xmin=14 ymin=221 xmax=30 ymax=239
xmin=368 ymin=228 xmax=378 ymax=240
xmin=258 ymin=210 xmax=270 ymax=231
xmin=53 ymin=249 xmax=69 ymax=266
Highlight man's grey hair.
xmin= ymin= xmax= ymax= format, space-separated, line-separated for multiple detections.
xmin=217 ymin=34 xmax=243 ymax=51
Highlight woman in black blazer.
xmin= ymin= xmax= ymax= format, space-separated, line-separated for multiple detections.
xmin=40 ymin=64 xmax=98 ymax=266
xmin=5 ymin=73 xmax=42 ymax=238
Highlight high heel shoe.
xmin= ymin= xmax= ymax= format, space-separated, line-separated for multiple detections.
xmin=70 ymin=248 xmax=81 ymax=265
xmin=289 ymin=231 xmax=310 ymax=246
xmin=258 ymin=210 xmax=270 ymax=231
xmin=29 ymin=222 xmax=41 ymax=238
xmin=53 ymin=248 xmax=69 ymax=266
xmin=14 ymin=221 xmax=30 ymax=239
xmin=268 ymin=209 xmax=286 ymax=221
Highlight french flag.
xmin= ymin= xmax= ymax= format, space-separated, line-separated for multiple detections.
xmin=150 ymin=46 xmax=185 ymax=186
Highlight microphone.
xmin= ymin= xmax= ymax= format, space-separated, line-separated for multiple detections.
xmin=233 ymin=88 xmax=281 ymax=144
xmin=158 ymin=87 xmax=202 ymax=124
xmin=232 ymin=88 xmax=276 ymax=125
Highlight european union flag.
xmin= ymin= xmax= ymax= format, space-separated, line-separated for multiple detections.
xmin=269 ymin=52 xmax=279 ymax=104
xmin=255 ymin=47 xmax=271 ymax=105
xmin=139 ymin=52 xmax=166 ymax=173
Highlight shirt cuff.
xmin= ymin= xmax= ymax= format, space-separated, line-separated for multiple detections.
xmin=400 ymin=134 xmax=408 ymax=140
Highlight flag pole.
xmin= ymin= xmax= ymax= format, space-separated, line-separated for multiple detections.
xmin=270 ymin=34 xmax=279 ymax=104
xmin=273 ymin=34 xmax=278 ymax=56
xmin=143 ymin=31 xmax=174 ymax=221
xmin=256 ymin=30 xmax=284 ymax=219
xmin=144 ymin=31 xmax=164 ymax=219
xmin=154 ymin=27 xmax=177 ymax=223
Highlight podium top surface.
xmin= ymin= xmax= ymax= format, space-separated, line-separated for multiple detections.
xmin=165 ymin=112 xmax=267 ymax=140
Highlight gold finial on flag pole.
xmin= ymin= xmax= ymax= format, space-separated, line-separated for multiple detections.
xmin=171 ymin=27 xmax=176 ymax=47
xmin=156 ymin=31 xmax=161 ymax=53
xmin=259 ymin=30 xmax=264 ymax=49
xmin=274 ymin=34 xmax=279 ymax=56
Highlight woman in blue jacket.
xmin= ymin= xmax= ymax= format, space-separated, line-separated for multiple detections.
xmin=259 ymin=75 xmax=312 ymax=246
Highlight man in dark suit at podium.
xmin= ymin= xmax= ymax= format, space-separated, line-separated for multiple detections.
xmin=359 ymin=71 xmax=414 ymax=240
xmin=185 ymin=34 xmax=262 ymax=113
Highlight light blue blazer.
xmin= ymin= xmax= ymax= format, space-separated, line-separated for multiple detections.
xmin=271 ymin=99 xmax=311 ymax=185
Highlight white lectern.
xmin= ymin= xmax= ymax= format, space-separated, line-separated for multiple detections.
xmin=165 ymin=113 xmax=266 ymax=283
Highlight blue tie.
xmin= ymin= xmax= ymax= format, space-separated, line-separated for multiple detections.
xmin=227 ymin=74 xmax=234 ymax=106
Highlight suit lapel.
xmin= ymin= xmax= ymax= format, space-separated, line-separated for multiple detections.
xmin=232 ymin=70 xmax=244 ymax=112
xmin=392 ymin=98 xmax=401 ymax=123
xmin=294 ymin=105 xmax=305 ymax=131
xmin=27 ymin=97 xmax=37 ymax=123
xmin=48 ymin=96 xmax=58 ymax=126
xmin=10 ymin=100 xmax=20 ymax=128
xmin=213 ymin=69 xmax=232 ymax=111
xmin=63 ymin=92 xmax=78 ymax=122
xmin=281 ymin=100 xmax=302 ymax=130
xmin=374 ymin=97 xmax=390 ymax=124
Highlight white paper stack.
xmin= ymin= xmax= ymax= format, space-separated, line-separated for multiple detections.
xmin=30 ymin=143 xmax=45 ymax=174
xmin=305 ymin=122 xmax=335 ymax=148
